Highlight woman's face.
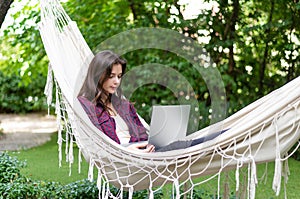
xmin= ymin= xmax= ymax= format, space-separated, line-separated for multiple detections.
xmin=102 ymin=63 xmax=123 ymax=94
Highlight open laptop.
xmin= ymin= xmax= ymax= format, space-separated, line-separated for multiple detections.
xmin=148 ymin=105 xmax=190 ymax=148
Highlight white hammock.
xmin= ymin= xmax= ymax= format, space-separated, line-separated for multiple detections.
xmin=39 ymin=0 xmax=300 ymax=198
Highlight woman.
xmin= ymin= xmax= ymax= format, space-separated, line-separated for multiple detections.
xmin=78 ymin=50 xmax=225 ymax=153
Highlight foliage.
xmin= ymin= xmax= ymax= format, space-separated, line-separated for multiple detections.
xmin=0 ymin=152 xmax=98 ymax=199
xmin=59 ymin=0 xmax=300 ymax=131
xmin=0 ymin=153 xmax=25 ymax=183
xmin=195 ymin=0 xmax=300 ymax=114
xmin=0 ymin=70 xmax=47 ymax=113
xmin=0 ymin=0 xmax=48 ymax=113
xmin=0 ymin=152 xmax=164 ymax=198
xmin=1 ymin=0 xmax=299 ymax=119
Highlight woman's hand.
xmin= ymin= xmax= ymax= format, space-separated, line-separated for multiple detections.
xmin=127 ymin=143 xmax=155 ymax=153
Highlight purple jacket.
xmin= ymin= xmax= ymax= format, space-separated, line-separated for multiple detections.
xmin=78 ymin=96 xmax=148 ymax=144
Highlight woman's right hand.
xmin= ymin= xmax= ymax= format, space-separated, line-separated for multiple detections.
xmin=127 ymin=142 xmax=155 ymax=153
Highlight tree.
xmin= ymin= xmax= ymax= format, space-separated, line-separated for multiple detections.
xmin=0 ymin=0 xmax=299 ymax=118
xmin=0 ymin=0 xmax=47 ymax=113
xmin=0 ymin=0 xmax=13 ymax=28
xmin=194 ymin=0 xmax=300 ymax=113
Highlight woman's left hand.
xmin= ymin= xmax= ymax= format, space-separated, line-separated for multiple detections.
xmin=127 ymin=143 xmax=155 ymax=153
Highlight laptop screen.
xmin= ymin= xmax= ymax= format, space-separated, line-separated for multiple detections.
xmin=148 ymin=105 xmax=190 ymax=148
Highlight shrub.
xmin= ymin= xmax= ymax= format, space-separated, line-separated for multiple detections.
xmin=0 ymin=153 xmax=26 ymax=183
xmin=0 ymin=71 xmax=47 ymax=113
xmin=0 ymin=153 xmax=98 ymax=198
xmin=0 ymin=153 xmax=161 ymax=198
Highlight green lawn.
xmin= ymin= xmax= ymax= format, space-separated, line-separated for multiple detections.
xmin=10 ymin=133 xmax=91 ymax=184
xmin=190 ymin=159 xmax=300 ymax=199
xmin=9 ymin=133 xmax=300 ymax=198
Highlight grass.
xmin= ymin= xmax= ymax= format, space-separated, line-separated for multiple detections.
xmin=9 ymin=133 xmax=91 ymax=184
xmin=8 ymin=133 xmax=300 ymax=198
xmin=190 ymin=159 xmax=300 ymax=199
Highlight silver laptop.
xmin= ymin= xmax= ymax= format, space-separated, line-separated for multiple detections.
xmin=148 ymin=105 xmax=190 ymax=148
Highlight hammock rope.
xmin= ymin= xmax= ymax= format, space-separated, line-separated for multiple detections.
xmin=39 ymin=0 xmax=300 ymax=198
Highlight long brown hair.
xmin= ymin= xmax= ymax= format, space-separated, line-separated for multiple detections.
xmin=78 ymin=50 xmax=126 ymax=114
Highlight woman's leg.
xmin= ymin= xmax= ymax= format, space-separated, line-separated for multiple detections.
xmin=155 ymin=140 xmax=193 ymax=152
xmin=191 ymin=129 xmax=228 ymax=146
xmin=156 ymin=129 xmax=229 ymax=152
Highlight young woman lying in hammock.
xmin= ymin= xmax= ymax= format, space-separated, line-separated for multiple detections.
xmin=78 ymin=50 xmax=225 ymax=153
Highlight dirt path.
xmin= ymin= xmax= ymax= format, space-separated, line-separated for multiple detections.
xmin=0 ymin=113 xmax=57 ymax=151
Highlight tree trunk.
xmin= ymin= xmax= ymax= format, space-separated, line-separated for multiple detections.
xmin=127 ymin=0 xmax=137 ymax=21
xmin=287 ymin=2 xmax=298 ymax=82
xmin=0 ymin=0 xmax=14 ymax=29
xmin=259 ymin=0 xmax=274 ymax=95
xmin=228 ymin=0 xmax=239 ymax=74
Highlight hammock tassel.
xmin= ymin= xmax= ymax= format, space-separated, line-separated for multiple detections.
xmin=44 ymin=63 xmax=53 ymax=115
xmin=104 ymin=182 xmax=110 ymax=199
xmin=97 ymin=171 xmax=102 ymax=199
xmin=148 ymin=179 xmax=154 ymax=199
xmin=249 ymin=156 xmax=258 ymax=199
xmin=102 ymin=182 xmax=107 ymax=199
xmin=55 ymin=83 xmax=63 ymax=168
xmin=128 ymin=186 xmax=134 ymax=199
xmin=174 ymin=180 xmax=180 ymax=199
xmin=148 ymin=190 xmax=154 ymax=199
xmin=88 ymin=159 xmax=95 ymax=182
xmin=272 ymin=117 xmax=282 ymax=196
xmin=68 ymin=135 xmax=74 ymax=176
xmin=283 ymin=156 xmax=290 ymax=199
xmin=119 ymin=186 xmax=123 ymax=199
xmin=272 ymin=158 xmax=282 ymax=196
xmin=283 ymin=156 xmax=290 ymax=184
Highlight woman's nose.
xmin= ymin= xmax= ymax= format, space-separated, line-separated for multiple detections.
xmin=114 ymin=77 xmax=121 ymax=84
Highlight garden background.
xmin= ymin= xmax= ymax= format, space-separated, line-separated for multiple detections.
xmin=0 ymin=0 xmax=300 ymax=198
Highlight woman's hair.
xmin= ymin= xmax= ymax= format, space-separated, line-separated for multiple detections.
xmin=78 ymin=50 xmax=126 ymax=112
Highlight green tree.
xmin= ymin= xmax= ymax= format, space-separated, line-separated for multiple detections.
xmin=0 ymin=0 xmax=47 ymax=113
xmin=0 ymin=0 xmax=299 ymax=121
xmin=194 ymin=0 xmax=300 ymax=113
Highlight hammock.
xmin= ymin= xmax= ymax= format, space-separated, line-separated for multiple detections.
xmin=39 ymin=0 xmax=300 ymax=198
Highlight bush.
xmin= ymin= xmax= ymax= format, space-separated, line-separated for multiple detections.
xmin=0 ymin=153 xmax=162 ymax=199
xmin=0 ymin=71 xmax=47 ymax=113
xmin=0 ymin=153 xmax=26 ymax=183
xmin=0 ymin=153 xmax=98 ymax=199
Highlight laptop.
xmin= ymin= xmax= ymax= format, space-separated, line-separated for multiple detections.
xmin=148 ymin=105 xmax=190 ymax=148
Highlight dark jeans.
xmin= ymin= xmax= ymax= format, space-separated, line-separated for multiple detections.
xmin=156 ymin=129 xmax=228 ymax=152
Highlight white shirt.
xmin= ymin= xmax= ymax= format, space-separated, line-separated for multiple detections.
xmin=112 ymin=114 xmax=131 ymax=145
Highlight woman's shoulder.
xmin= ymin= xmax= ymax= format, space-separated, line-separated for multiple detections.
xmin=77 ymin=96 xmax=110 ymax=123
xmin=77 ymin=95 xmax=105 ymax=112
xmin=77 ymin=95 xmax=92 ymax=107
